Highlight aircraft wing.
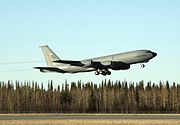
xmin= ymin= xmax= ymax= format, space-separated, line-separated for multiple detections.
xmin=34 ymin=67 xmax=67 ymax=73
xmin=53 ymin=60 xmax=108 ymax=69
xmin=84 ymin=60 xmax=130 ymax=70
xmin=53 ymin=59 xmax=129 ymax=70
xmin=89 ymin=61 xmax=106 ymax=69
xmin=53 ymin=60 xmax=84 ymax=66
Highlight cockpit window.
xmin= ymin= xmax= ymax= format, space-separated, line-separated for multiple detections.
xmin=146 ymin=50 xmax=151 ymax=53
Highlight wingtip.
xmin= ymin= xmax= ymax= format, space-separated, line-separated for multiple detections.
xmin=33 ymin=67 xmax=39 ymax=69
xmin=39 ymin=45 xmax=49 ymax=48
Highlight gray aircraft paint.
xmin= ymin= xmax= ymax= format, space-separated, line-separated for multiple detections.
xmin=34 ymin=45 xmax=157 ymax=75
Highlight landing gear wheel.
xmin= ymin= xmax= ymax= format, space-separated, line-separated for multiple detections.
xmin=141 ymin=64 xmax=145 ymax=68
xmin=102 ymin=72 xmax=107 ymax=76
xmin=95 ymin=71 xmax=100 ymax=75
xmin=107 ymin=71 xmax=111 ymax=75
xmin=95 ymin=69 xmax=111 ymax=76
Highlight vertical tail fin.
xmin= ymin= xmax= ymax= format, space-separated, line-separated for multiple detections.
xmin=39 ymin=45 xmax=60 ymax=66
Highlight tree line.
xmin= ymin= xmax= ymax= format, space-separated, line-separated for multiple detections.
xmin=0 ymin=80 xmax=179 ymax=113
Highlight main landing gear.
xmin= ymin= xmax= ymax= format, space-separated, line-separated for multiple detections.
xmin=95 ymin=69 xmax=111 ymax=76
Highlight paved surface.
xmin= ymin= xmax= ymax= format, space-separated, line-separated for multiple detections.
xmin=0 ymin=114 xmax=179 ymax=120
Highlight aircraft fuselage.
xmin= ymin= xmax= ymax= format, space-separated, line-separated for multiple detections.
xmin=34 ymin=46 xmax=157 ymax=76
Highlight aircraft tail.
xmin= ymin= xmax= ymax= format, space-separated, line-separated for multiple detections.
xmin=39 ymin=45 xmax=60 ymax=66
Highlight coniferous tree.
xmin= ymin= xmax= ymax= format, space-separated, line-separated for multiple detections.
xmin=0 ymin=80 xmax=179 ymax=113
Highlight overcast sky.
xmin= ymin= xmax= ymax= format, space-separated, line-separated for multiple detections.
xmin=0 ymin=0 xmax=180 ymax=86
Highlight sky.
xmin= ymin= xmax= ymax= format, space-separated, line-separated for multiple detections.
xmin=0 ymin=0 xmax=180 ymax=86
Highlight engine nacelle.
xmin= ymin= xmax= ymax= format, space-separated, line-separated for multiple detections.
xmin=110 ymin=61 xmax=130 ymax=70
xmin=83 ymin=60 xmax=100 ymax=67
xmin=83 ymin=60 xmax=130 ymax=70
xmin=101 ymin=61 xmax=112 ymax=66
xmin=101 ymin=61 xmax=130 ymax=70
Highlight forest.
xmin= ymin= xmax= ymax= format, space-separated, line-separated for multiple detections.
xmin=0 ymin=80 xmax=179 ymax=113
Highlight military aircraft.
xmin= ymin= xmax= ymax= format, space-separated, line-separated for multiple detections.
xmin=34 ymin=45 xmax=157 ymax=76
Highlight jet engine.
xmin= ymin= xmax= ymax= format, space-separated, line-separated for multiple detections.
xmin=83 ymin=60 xmax=101 ymax=67
xmin=110 ymin=61 xmax=130 ymax=70
xmin=101 ymin=61 xmax=130 ymax=70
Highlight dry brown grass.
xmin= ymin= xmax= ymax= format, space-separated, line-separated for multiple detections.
xmin=0 ymin=114 xmax=179 ymax=125
xmin=0 ymin=119 xmax=180 ymax=125
xmin=0 ymin=113 xmax=180 ymax=116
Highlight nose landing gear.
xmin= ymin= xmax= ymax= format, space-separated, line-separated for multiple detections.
xmin=141 ymin=64 xmax=145 ymax=68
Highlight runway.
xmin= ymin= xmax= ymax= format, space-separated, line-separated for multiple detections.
xmin=0 ymin=114 xmax=179 ymax=120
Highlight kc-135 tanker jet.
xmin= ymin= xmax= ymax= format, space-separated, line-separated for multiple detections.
xmin=34 ymin=45 xmax=157 ymax=76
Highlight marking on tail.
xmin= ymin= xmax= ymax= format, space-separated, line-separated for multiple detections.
xmin=39 ymin=45 xmax=60 ymax=66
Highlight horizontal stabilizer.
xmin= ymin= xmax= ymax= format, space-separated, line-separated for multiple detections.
xmin=34 ymin=67 xmax=67 ymax=73
xmin=53 ymin=60 xmax=84 ymax=66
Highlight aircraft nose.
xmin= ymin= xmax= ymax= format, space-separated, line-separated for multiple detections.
xmin=151 ymin=52 xmax=157 ymax=57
